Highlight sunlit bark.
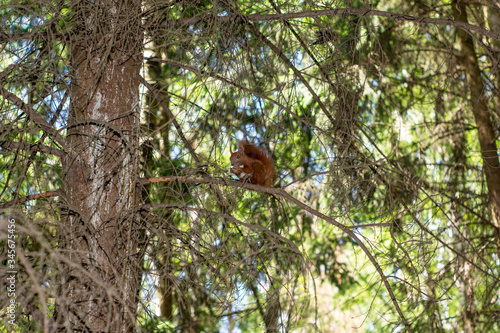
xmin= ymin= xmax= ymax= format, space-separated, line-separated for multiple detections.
xmin=55 ymin=0 xmax=143 ymax=331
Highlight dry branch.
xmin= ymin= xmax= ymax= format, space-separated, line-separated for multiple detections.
xmin=153 ymin=8 xmax=500 ymax=41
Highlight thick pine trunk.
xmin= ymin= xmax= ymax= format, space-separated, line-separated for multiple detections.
xmin=55 ymin=0 xmax=143 ymax=331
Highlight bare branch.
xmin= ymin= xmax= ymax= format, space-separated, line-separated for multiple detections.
xmin=0 ymin=87 xmax=70 ymax=154
xmin=139 ymin=76 xmax=201 ymax=165
xmin=0 ymin=140 xmax=65 ymax=158
xmin=154 ymin=8 xmax=500 ymax=41
xmin=0 ymin=190 xmax=61 ymax=209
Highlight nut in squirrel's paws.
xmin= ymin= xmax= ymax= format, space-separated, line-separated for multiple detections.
xmin=230 ymin=165 xmax=251 ymax=180
xmin=230 ymin=165 xmax=241 ymax=174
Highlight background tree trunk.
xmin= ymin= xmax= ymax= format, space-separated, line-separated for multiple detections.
xmin=452 ymin=0 xmax=500 ymax=233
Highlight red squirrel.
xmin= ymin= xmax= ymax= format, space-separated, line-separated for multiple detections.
xmin=230 ymin=139 xmax=275 ymax=187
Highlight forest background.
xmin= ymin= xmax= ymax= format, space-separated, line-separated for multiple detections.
xmin=0 ymin=0 xmax=499 ymax=332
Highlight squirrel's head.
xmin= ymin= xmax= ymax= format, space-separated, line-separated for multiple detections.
xmin=229 ymin=143 xmax=244 ymax=168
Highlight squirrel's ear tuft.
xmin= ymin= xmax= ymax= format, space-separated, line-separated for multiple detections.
xmin=238 ymin=140 xmax=245 ymax=151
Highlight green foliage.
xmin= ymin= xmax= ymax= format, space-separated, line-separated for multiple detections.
xmin=137 ymin=313 xmax=175 ymax=333
xmin=2 ymin=0 xmax=500 ymax=331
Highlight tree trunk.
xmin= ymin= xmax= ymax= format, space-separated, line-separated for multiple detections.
xmin=158 ymin=240 xmax=174 ymax=320
xmin=452 ymin=0 xmax=500 ymax=232
xmin=263 ymin=284 xmax=280 ymax=333
xmin=55 ymin=0 xmax=143 ymax=331
xmin=451 ymin=130 xmax=476 ymax=333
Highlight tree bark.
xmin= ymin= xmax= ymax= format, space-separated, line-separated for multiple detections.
xmin=55 ymin=0 xmax=143 ymax=331
xmin=263 ymin=284 xmax=280 ymax=333
xmin=451 ymin=130 xmax=476 ymax=333
xmin=452 ymin=0 xmax=500 ymax=232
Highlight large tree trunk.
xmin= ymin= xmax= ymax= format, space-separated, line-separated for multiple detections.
xmin=55 ymin=0 xmax=143 ymax=331
xmin=452 ymin=0 xmax=500 ymax=232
